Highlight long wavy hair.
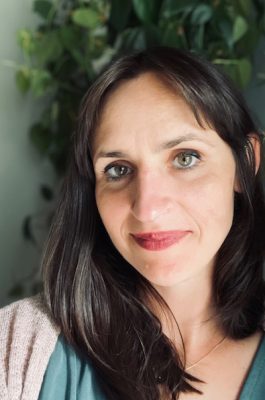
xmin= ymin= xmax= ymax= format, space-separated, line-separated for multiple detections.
xmin=42 ymin=47 xmax=265 ymax=399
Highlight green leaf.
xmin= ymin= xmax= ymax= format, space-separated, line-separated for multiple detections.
xmin=31 ymin=69 xmax=54 ymax=97
xmin=60 ymin=26 xmax=81 ymax=51
xmin=110 ymin=0 xmax=132 ymax=31
xmin=191 ymin=4 xmax=213 ymax=25
xmin=212 ymin=58 xmax=251 ymax=88
xmin=237 ymin=25 xmax=259 ymax=54
xmin=71 ymin=49 xmax=87 ymax=68
xmin=17 ymin=29 xmax=36 ymax=54
xmin=132 ymin=0 xmax=160 ymax=23
xmin=86 ymin=26 xmax=108 ymax=58
xmin=232 ymin=15 xmax=248 ymax=44
xmin=162 ymin=23 xmax=179 ymax=46
xmin=193 ymin=24 xmax=205 ymax=50
xmin=163 ymin=21 xmax=189 ymax=47
xmin=161 ymin=0 xmax=196 ymax=18
xmin=33 ymin=0 xmax=53 ymax=20
xmin=212 ymin=58 xmax=239 ymax=84
xmin=115 ymin=27 xmax=146 ymax=51
xmin=72 ymin=8 xmax=101 ymax=29
xmin=35 ymin=31 xmax=63 ymax=65
xmin=237 ymin=58 xmax=252 ymax=87
xmin=91 ymin=47 xmax=116 ymax=74
xmin=16 ymin=68 xmax=31 ymax=93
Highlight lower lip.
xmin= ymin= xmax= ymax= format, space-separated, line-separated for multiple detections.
xmin=131 ymin=232 xmax=190 ymax=251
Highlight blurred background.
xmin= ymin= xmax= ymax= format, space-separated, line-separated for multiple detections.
xmin=1 ymin=0 xmax=265 ymax=306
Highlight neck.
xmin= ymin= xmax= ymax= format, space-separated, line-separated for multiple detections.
xmin=152 ymin=270 xmax=223 ymax=361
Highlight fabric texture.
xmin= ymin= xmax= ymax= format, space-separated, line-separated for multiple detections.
xmin=39 ymin=332 xmax=265 ymax=400
xmin=1 ymin=296 xmax=265 ymax=400
xmin=239 ymin=334 xmax=265 ymax=399
xmin=38 ymin=335 xmax=106 ymax=400
xmin=0 ymin=296 xmax=60 ymax=400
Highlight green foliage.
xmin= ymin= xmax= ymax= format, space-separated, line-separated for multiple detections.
xmin=33 ymin=0 xmax=54 ymax=19
xmin=232 ymin=15 xmax=248 ymax=43
xmin=15 ymin=0 xmax=265 ymax=177
xmin=132 ymin=0 xmax=161 ymax=23
xmin=72 ymin=8 xmax=101 ymax=28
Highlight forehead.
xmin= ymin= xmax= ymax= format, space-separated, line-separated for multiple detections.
xmin=92 ymin=73 xmax=209 ymax=151
xmin=97 ymin=72 xmax=184 ymax=123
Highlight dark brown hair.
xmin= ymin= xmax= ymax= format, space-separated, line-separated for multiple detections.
xmin=42 ymin=47 xmax=265 ymax=399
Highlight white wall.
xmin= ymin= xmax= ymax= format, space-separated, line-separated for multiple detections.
xmin=0 ymin=0 xmax=56 ymax=306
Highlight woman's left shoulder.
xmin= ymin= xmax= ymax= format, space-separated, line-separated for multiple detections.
xmin=39 ymin=335 xmax=107 ymax=400
xmin=0 ymin=295 xmax=60 ymax=400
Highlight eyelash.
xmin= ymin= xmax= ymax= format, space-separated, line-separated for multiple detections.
xmin=103 ymin=150 xmax=201 ymax=182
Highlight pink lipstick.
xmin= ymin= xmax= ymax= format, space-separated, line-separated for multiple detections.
xmin=131 ymin=230 xmax=190 ymax=251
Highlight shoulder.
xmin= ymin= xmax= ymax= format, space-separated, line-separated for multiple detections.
xmin=39 ymin=335 xmax=107 ymax=400
xmin=0 ymin=295 xmax=60 ymax=400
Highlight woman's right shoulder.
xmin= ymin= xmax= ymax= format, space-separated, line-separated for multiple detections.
xmin=0 ymin=294 xmax=60 ymax=346
xmin=0 ymin=295 xmax=61 ymax=400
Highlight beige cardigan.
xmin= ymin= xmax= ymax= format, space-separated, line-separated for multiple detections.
xmin=0 ymin=296 xmax=60 ymax=400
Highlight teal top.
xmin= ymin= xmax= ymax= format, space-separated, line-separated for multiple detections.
xmin=39 ymin=334 xmax=265 ymax=399
xmin=240 ymin=333 xmax=265 ymax=399
xmin=38 ymin=335 xmax=106 ymax=400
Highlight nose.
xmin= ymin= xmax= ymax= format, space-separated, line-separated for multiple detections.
xmin=130 ymin=170 xmax=174 ymax=223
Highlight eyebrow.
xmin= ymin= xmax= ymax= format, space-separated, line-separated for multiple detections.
xmin=94 ymin=133 xmax=213 ymax=162
xmin=157 ymin=133 xmax=212 ymax=151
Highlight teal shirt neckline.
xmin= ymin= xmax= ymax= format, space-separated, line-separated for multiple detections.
xmin=39 ymin=334 xmax=265 ymax=399
xmin=239 ymin=332 xmax=265 ymax=399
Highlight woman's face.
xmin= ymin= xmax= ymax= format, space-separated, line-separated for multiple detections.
xmin=93 ymin=73 xmax=237 ymax=288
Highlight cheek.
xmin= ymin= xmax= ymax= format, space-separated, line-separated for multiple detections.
xmin=95 ymin=188 xmax=129 ymax=238
xmin=186 ymin=173 xmax=235 ymax=231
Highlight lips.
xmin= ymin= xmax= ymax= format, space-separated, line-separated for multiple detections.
xmin=131 ymin=230 xmax=190 ymax=251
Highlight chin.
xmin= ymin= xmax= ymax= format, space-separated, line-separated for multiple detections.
xmin=136 ymin=259 xmax=188 ymax=287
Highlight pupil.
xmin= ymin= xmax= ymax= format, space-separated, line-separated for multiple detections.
xmin=116 ymin=166 xmax=126 ymax=175
xmin=181 ymin=154 xmax=191 ymax=166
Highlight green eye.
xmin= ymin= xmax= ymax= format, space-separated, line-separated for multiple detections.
xmin=104 ymin=165 xmax=132 ymax=181
xmin=173 ymin=151 xmax=200 ymax=169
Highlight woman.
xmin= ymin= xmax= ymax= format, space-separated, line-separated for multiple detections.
xmin=1 ymin=47 xmax=265 ymax=400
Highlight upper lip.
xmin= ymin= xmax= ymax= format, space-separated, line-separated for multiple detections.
xmin=131 ymin=230 xmax=190 ymax=240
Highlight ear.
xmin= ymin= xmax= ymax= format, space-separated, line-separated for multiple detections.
xmin=247 ymin=133 xmax=261 ymax=175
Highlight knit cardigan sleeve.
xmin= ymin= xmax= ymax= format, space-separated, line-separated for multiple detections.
xmin=0 ymin=295 xmax=60 ymax=400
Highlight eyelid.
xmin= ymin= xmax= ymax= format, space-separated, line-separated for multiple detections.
xmin=174 ymin=148 xmax=202 ymax=158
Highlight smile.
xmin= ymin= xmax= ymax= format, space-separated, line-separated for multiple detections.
xmin=131 ymin=230 xmax=190 ymax=251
